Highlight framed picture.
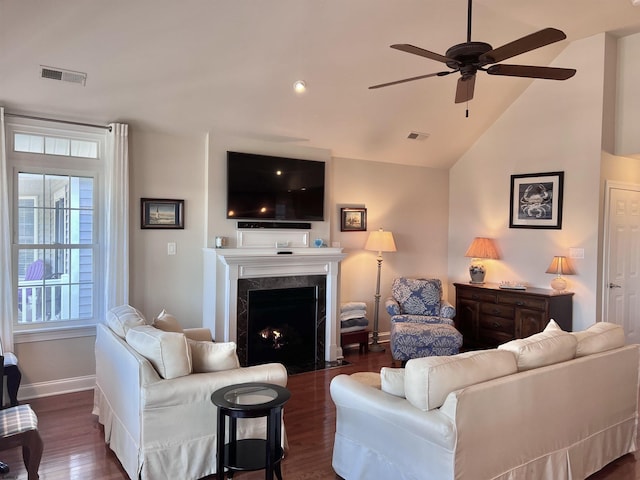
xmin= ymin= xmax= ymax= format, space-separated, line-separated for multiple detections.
xmin=340 ymin=207 xmax=367 ymax=232
xmin=141 ymin=198 xmax=184 ymax=229
xmin=509 ymin=171 xmax=564 ymax=229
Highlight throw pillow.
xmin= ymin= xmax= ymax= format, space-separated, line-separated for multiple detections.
xmin=106 ymin=304 xmax=147 ymax=338
xmin=404 ymin=349 xmax=518 ymax=411
xmin=153 ymin=309 xmax=184 ymax=333
xmin=380 ymin=367 xmax=405 ymax=398
xmin=498 ymin=330 xmax=577 ymax=371
xmin=188 ymin=340 xmax=240 ymax=372
xmin=574 ymin=322 xmax=625 ymax=357
xmin=125 ymin=325 xmax=192 ymax=379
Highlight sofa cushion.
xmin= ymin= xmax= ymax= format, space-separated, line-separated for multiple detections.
xmin=404 ymin=349 xmax=517 ymax=411
xmin=125 ymin=325 xmax=192 ymax=379
xmin=106 ymin=305 xmax=147 ymax=338
xmin=573 ymin=322 xmax=625 ymax=357
xmin=153 ymin=309 xmax=184 ymax=333
xmin=188 ymin=340 xmax=240 ymax=372
xmin=498 ymin=330 xmax=577 ymax=371
xmin=380 ymin=367 xmax=405 ymax=398
xmin=392 ymin=278 xmax=442 ymax=316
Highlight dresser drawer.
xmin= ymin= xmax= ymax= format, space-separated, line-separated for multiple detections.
xmin=457 ymin=288 xmax=497 ymax=303
xmin=478 ymin=328 xmax=513 ymax=347
xmin=480 ymin=303 xmax=514 ymax=318
xmin=479 ymin=315 xmax=514 ymax=334
xmin=497 ymin=293 xmax=547 ymax=311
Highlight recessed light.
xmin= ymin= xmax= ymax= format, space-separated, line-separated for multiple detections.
xmin=293 ymin=80 xmax=306 ymax=93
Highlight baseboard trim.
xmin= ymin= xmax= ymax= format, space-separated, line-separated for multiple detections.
xmin=18 ymin=375 xmax=95 ymax=402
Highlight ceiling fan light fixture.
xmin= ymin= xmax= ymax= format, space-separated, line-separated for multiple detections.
xmin=293 ymin=80 xmax=307 ymax=93
xmin=632 ymin=0 xmax=640 ymax=6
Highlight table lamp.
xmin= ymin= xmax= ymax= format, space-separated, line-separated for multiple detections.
xmin=464 ymin=237 xmax=499 ymax=284
xmin=364 ymin=228 xmax=397 ymax=352
xmin=545 ymin=256 xmax=575 ymax=292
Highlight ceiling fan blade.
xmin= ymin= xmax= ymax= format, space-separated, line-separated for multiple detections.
xmin=455 ymin=75 xmax=476 ymax=103
xmin=487 ymin=64 xmax=576 ymax=80
xmin=479 ymin=28 xmax=567 ymax=64
xmin=369 ymin=71 xmax=451 ymax=89
xmin=391 ymin=44 xmax=457 ymax=65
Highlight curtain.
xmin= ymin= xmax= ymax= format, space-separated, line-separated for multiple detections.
xmin=103 ymin=123 xmax=129 ymax=315
xmin=0 ymin=108 xmax=14 ymax=351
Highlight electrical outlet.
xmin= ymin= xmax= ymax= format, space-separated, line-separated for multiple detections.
xmin=168 ymin=242 xmax=176 ymax=255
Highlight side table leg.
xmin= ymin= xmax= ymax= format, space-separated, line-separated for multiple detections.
xmin=217 ymin=409 xmax=226 ymax=480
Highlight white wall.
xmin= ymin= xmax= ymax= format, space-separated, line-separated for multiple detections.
xmin=332 ymin=157 xmax=449 ymax=334
xmin=448 ymin=34 xmax=608 ymax=331
xmin=129 ymin=129 xmax=207 ymax=325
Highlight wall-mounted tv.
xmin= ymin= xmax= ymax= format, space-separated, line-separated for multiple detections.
xmin=226 ymin=151 xmax=325 ymax=221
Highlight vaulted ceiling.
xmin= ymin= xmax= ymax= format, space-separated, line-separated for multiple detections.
xmin=1 ymin=0 xmax=639 ymax=168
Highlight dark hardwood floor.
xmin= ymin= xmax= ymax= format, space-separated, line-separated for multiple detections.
xmin=1 ymin=347 xmax=638 ymax=479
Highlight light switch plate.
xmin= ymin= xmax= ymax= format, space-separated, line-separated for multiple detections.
xmin=569 ymin=247 xmax=584 ymax=259
xmin=168 ymin=242 xmax=176 ymax=255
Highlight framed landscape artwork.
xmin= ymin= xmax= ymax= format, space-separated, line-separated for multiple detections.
xmin=340 ymin=207 xmax=367 ymax=232
xmin=141 ymin=198 xmax=184 ymax=229
xmin=509 ymin=171 xmax=564 ymax=229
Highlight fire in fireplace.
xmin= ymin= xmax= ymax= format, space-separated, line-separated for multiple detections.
xmin=247 ymin=286 xmax=318 ymax=372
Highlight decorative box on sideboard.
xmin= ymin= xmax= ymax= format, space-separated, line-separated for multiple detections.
xmin=453 ymin=282 xmax=573 ymax=350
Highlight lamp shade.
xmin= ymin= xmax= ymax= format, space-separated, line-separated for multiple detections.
xmin=545 ymin=256 xmax=576 ymax=275
xmin=365 ymin=228 xmax=397 ymax=253
xmin=464 ymin=237 xmax=499 ymax=259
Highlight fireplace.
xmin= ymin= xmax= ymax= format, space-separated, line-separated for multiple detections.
xmin=202 ymin=242 xmax=346 ymax=364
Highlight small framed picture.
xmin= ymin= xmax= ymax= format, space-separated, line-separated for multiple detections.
xmin=509 ymin=172 xmax=564 ymax=229
xmin=141 ymin=198 xmax=184 ymax=229
xmin=340 ymin=207 xmax=367 ymax=232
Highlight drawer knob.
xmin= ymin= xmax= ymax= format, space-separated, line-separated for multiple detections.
xmin=492 ymin=321 xmax=501 ymax=328
xmin=472 ymin=294 xmax=479 ymax=300
xmin=516 ymin=301 xmax=524 ymax=306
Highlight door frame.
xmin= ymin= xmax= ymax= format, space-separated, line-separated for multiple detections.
xmin=601 ymin=180 xmax=640 ymax=323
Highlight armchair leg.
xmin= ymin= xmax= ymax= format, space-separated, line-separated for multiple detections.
xmin=22 ymin=429 xmax=43 ymax=480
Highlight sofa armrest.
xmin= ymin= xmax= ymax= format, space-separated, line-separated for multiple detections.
xmin=330 ymin=374 xmax=455 ymax=449
xmin=385 ymin=298 xmax=401 ymax=316
xmin=440 ymin=300 xmax=455 ymax=319
xmin=184 ymin=328 xmax=213 ymax=342
xmin=144 ymin=362 xmax=288 ymax=407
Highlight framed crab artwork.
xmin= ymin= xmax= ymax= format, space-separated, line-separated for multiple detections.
xmin=509 ymin=171 xmax=564 ymax=229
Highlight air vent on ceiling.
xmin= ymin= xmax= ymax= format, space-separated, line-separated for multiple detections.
xmin=407 ymin=131 xmax=430 ymax=141
xmin=40 ymin=66 xmax=87 ymax=86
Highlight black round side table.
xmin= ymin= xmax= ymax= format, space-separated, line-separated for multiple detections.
xmin=211 ymin=382 xmax=291 ymax=480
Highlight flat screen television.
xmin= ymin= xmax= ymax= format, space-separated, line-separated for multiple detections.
xmin=226 ymin=151 xmax=325 ymax=221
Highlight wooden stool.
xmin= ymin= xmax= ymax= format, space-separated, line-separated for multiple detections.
xmin=341 ymin=330 xmax=369 ymax=354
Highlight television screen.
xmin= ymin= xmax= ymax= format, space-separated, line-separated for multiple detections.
xmin=226 ymin=151 xmax=325 ymax=221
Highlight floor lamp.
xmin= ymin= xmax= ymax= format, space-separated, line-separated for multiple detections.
xmin=364 ymin=228 xmax=397 ymax=352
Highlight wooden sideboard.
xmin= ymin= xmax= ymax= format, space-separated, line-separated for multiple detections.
xmin=453 ymin=282 xmax=573 ymax=349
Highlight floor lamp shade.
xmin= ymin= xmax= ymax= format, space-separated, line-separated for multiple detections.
xmin=364 ymin=229 xmax=396 ymax=352
xmin=464 ymin=237 xmax=499 ymax=284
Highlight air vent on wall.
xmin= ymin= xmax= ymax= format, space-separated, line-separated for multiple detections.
xmin=40 ymin=66 xmax=87 ymax=86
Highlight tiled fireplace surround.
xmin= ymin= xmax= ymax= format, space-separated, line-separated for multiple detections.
xmin=202 ymin=230 xmax=347 ymax=364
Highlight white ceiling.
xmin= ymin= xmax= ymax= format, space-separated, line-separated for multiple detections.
xmin=1 ymin=0 xmax=639 ymax=168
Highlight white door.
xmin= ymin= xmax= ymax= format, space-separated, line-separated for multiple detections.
xmin=604 ymin=184 xmax=640 ymax=344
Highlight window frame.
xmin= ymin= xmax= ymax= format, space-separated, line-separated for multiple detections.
xmin=6 ymin=119 xmax=106 ymax=342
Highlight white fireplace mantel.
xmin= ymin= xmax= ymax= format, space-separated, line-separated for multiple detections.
xmin=202 ymin=247 xmax=347 ymax=362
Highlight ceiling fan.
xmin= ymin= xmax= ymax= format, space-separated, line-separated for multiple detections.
xmin=369 ymin=0 xmax=576 ymax=104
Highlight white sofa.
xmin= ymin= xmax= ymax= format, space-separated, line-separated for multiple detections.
xmin=93 ymin=306 xmax=288 ymax=480
xmin=331 ymin=321 xmax=639 ymax=480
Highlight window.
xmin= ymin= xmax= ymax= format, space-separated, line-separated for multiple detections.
xmin=8 ymin=121 xmax=106 ymax=335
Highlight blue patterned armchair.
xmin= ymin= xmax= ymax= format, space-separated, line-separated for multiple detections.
xmin=385 ymin=278 xmax=462 ymax=362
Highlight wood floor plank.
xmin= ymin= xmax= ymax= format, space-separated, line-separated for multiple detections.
xmin=1 ymin=347 xmax=638 ymax=479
